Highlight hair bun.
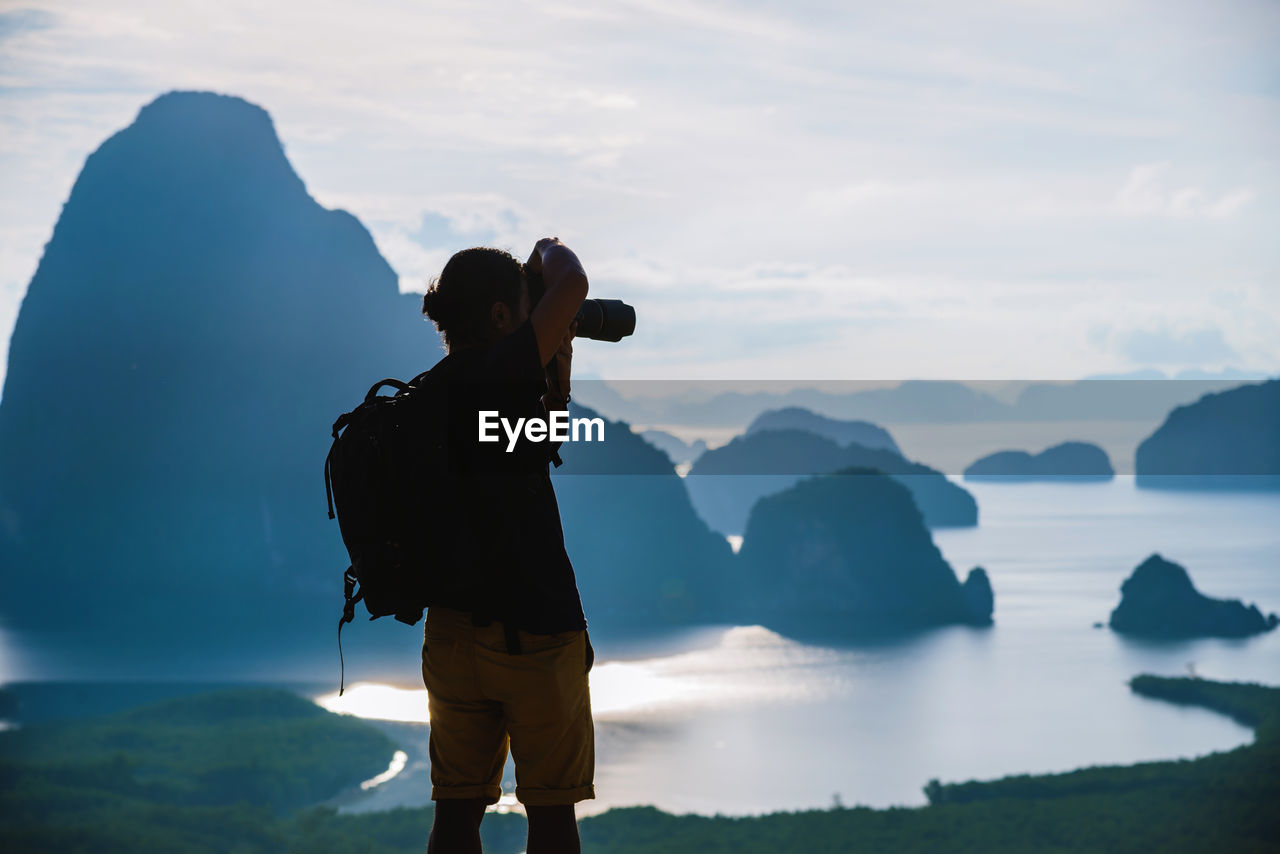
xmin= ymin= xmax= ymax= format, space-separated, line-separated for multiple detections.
xmin=422 ymin=247 xmax=524 ymax=350
xmin=421 ymin=285 xmax=449 ymax=321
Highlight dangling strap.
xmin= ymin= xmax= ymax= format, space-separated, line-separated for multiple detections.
xmin=325 ymin=411 xmax=352 ymax=521
xmin=338 ymin=566 xmax=362 ymax=696
xmin=324 ymin=444 xmax=337 ymax=520
xmin=338 ymin=618 xmax=347 ymax=697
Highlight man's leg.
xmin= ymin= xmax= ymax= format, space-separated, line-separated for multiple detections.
xmin=526 ymin=804 xmax=580 ymax=854
xmin=422 ymin=611 xmax=508 ymax=852
xmin=428 ymin=797 xmax=487 ymax=854
xmin=494 ymin=628 xmax=594 ymax=853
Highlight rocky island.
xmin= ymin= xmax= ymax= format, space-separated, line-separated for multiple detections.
xmin=687 ymin=427 xmax=977 ymax=536
xmin=555 ymin=403 xmax=736 ymax=626
xmin=0 ymin=91 xmax=444 ymax=670
xmin=1135 ymin=378 xmax=1280 ymax=488
xmin=746 ymin=406 xmax=901 ymax=454
xmin=735 ymin=467 xmax=992 ymax=635
xmin=1109 ymin=554 xmax=1279 ymax=638
xmin=964 ymin=441 xmax=1114 ymax=481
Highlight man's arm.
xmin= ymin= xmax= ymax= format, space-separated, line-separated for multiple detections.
xmin=539 ymin=319 xmax=575 ymax=468
xmin=528 ymin=238 xmax=589 ymax=367
xmin=542 ymin=318 xmax=576 ymax=406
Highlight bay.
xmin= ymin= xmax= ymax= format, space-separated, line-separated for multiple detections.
xmin=321 ymin=477 xmax=1280 ymax=816
xmin=2 ymin=478 xmax=1277 ymax=818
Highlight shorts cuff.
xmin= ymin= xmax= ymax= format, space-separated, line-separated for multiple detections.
xmin=432 ymin=784 xmax=502 ymax=804
xmin=516 ymin=784 xmax=596 ymax=806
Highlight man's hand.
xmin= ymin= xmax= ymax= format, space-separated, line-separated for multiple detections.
xmin=528 ymin=237 xmax=588 ymax=366
xmin=544 ymin=318 xmax=576 ymax=407
xmin=525 ymin=237 xmax=564 ymax=278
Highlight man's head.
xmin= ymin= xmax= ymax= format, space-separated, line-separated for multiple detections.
xmin=422 ymin=247 xmax=530 ymax=352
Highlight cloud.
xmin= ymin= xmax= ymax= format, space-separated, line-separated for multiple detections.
xmin=1113 ymin=162 xmax=1257 ymax=219
xmin=407 ymin=208 xmax=522 ymax=250
xmin=1114 ymin=326 xmax=1239 ymax=367
xmin=0 ymin=8 xmax=56 ymax=43
xmin=368 ymin=203 xmax=530 ymax=292
xmin=0 ymin=0 xmax=1277 ymax=387
xmin=1204 ymin=189 xmax=1257 ymax=219
xmin=571 ymin=89 xmax=638 ymax=110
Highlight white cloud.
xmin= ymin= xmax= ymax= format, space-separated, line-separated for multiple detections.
xmin=0 ymin=0 xmax=1278 ymax=389
xmin=1205 ymin=188 xmax=1257 ymax=219
xmin=572 ymin=89 xmax=638 ymax=110
xmin=1113 ymin=162 xmax=1257 ymax=219
xmin=1113 ymin=326 xmax=1239 ymax=367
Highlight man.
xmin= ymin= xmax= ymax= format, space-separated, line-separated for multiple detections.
xmin=418 ymin=237 xmax=593 ymax=854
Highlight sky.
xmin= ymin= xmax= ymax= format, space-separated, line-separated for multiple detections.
xmin=1 ymin=0 xmax=1278 ymax=385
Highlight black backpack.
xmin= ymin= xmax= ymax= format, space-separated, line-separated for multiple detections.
xmin=324 ymin=359 xmax=461 ymax=695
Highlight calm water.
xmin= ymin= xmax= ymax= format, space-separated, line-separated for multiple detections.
xmin=4 ymin=478 xmax=1279 ymax=818
xmin=315 ymin=477 xmax=1280 ymax=817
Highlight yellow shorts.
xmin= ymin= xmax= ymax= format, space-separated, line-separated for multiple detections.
xmin=421 ymin=606 xmax=595 ymax=806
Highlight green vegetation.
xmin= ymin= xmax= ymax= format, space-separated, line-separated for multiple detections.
xmin=0 ymin=687 xmax=398 ymax=852
xmin=2 ymin=676 xmax=1277 ymax=853
xmin=572 ymin=675 xmax=1279 ymax=854
xmin=278 ymin=805 xmax=527 ymax=854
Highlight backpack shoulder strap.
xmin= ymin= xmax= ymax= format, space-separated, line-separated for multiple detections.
xmin=409 ymin=354 xmax=461 ymax=388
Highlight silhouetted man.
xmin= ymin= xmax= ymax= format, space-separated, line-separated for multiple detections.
xmin=418 ymin=238 xmax=594 ymax=854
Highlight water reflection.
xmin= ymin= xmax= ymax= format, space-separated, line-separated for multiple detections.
xmin=360 ymin=750 xmax=408 ymax=790
xmin=316 ymin=683 xmax=428 ymax=723
xmin=314 ymin=626 xmax=848 ymax=723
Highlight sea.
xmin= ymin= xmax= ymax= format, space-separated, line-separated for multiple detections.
xmin=3 ymin=477 xmax=1278 ymax=818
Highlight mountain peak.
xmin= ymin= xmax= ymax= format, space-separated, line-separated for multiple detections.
xmin=135 ymin=89 xmax=275 ymax=130
xmin=0 ymin=91 xmax=434 ymax=661
xmin=67 ymin=89 xmax=307 ymax=225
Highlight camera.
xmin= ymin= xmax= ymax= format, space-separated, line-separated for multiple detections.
xmin=526 ymin=269 xmax=636 ymax=342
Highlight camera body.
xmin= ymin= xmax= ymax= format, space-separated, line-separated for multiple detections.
xmin=526 ymin=269 xmax=636 ymax=342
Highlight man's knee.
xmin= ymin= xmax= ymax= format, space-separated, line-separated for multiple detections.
xmin=526 ymin=804 xmax=576 ymax=826
xmin=428 ymin=798 xmax=488 ymax=854
xmin=526 ymin=804 xmax=580 ymax=854
xmin=433 ymin=797 xmax=487 ymax=829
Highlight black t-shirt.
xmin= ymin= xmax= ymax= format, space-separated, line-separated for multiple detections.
xmin=433 ymin=318 xmax=587 ymax=634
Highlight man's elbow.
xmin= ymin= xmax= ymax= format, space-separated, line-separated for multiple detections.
xmin=544 ymin=247 xmax=590 ymax=297
xmin=564 ymin=270 xmax=589 ymax=301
